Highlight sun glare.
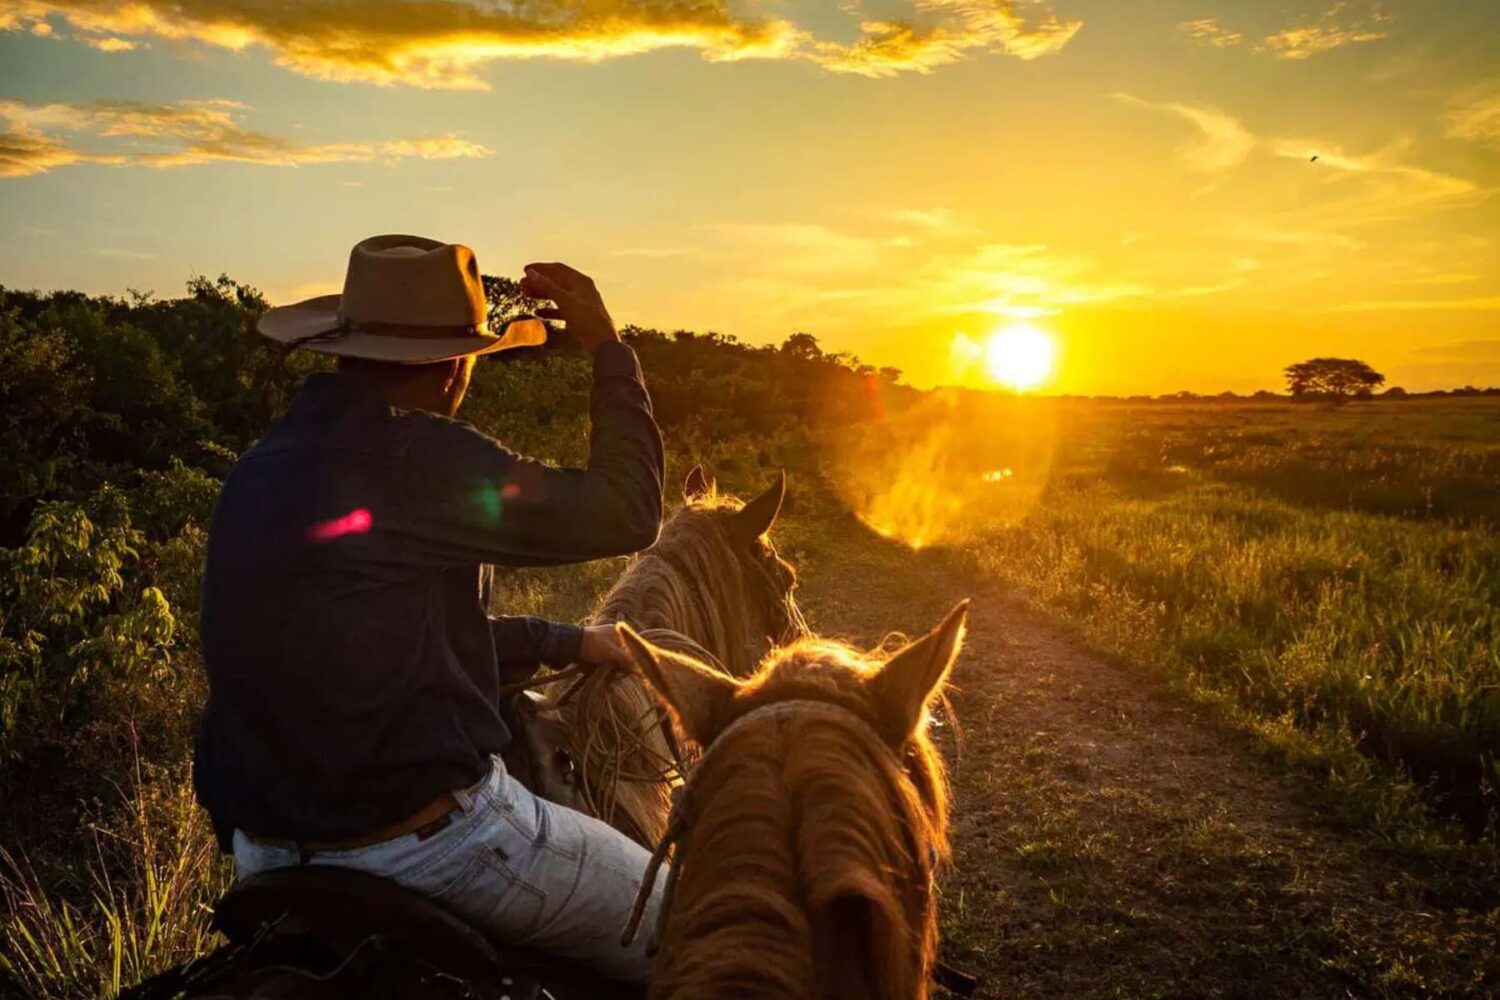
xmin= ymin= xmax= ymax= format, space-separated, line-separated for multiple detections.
xmin=985 ymin=324 xmax=1057 ymax=392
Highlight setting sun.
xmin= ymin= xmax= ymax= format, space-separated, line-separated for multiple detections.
xmin=985 ymin=325 xmax=1058 ymax=392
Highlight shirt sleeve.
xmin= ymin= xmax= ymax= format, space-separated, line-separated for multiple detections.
xmin=396 ymin=341 xmax=665 ymax=567
xmin=491 ymin=615 xmax=585 ymax=668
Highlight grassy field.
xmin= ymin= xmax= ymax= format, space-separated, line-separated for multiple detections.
xmin=3 ymin=280 xmax=1499 ymax=995
xmin=837 ymin=396 xmax=1500 ymax=841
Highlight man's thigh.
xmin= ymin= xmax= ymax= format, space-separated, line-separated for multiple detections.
xmin=430 ymin=764 xmax=662 ymax=981
xmin=232 ymin=758 xmax=662 ymax=982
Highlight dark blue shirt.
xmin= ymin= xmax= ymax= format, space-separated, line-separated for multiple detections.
xmin=194 ymin=343 xmax=663 ymax=850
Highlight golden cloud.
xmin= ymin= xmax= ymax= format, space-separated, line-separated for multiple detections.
xmin=1259 ymin=1 xmax=1391 ymax=60
xmin=84 ymin=34 xmax=135 ymax=51
xmin=0 ymin=121 xmax=124 ymax=176
xmin=813 ymin=0 xmax=1082 ymax=77
xmin=0 ymin=0 xmax=1077 ymax=88
xmin=1178 ymin=18 xmax=1242 ymax=49
xmin=1111 ymin=93 xmax=1256 ymax=172
xmin=0 ymin=97 xmax=492 ymax=176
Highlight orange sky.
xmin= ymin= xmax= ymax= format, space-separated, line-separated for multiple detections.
xmin=1 ymin=1 xmax=1497 ymax=393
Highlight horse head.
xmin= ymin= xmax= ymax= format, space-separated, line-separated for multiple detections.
xmin=621 ymin=601 xmax=969 ymax=1000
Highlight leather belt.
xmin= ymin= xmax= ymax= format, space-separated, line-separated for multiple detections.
xmin=249 ymin=791 xmax=461 ymax=859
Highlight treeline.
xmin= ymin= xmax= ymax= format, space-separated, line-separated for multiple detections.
xmin=0 ymin=275 xmax=908 ymax=833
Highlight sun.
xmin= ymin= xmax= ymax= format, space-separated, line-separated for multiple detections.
xmin=985 ymin=324 xmax=1057 ymax=391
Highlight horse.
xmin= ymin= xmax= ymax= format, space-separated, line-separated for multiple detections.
xmin=516 ymin=466 xmax=809 ymax=848
xmin=616 ymin=601 xmax=968 ymax=1000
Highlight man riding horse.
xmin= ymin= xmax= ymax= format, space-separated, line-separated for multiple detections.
xmin=193 ymin=235 xmax=667 ymax=984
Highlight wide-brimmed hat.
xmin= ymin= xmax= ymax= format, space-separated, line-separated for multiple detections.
xmin=257 ymin=234 xmax=547 ymax=363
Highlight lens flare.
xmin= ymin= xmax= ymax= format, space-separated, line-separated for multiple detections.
xmin=307 ymin=508 xmax=373 ymax=542
xmin=985 ymin=324 xmax=1057 ymax=392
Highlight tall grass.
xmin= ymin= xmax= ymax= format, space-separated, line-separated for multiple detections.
xmin=836 ymin=396 xmax=1500 ymax=839
xmin=980 ymin=400 xmax=1500 ymax=837
xmin=0 ymin=762 xmax=230 ymax=999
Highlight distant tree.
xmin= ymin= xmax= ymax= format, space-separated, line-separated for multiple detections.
xmin=1382 ymin=386 xmax=1409 ymax=399
xmin=1283 ymin=358 xmax=1385 ymax=401
xmin=481 ymin=275 xmax=541 ymax=331
xmin=878 ymin=366 xmax=903 ymax=384
xmin=780 ymin=332 xmax=824 ymax=362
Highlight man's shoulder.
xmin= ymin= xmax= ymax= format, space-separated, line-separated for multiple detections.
xmin=396 ymin=406 xmax=493 ymax=445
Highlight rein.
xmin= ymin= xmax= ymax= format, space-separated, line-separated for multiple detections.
xmin=618 ymin=698 xmax=896 ymax=954
xmin=500 ymin=628 xmax=728 ymax=845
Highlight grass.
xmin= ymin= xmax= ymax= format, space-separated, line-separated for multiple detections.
xmin=783 ymin=499 xmax=1499 ymax=997
xmin=6 ymin=387 xmax=1499 ymax=997
xmin=0 ymin=759 xmax=230 ymax=999
xmin=837 ymin=396 xmax=1500 ymax=840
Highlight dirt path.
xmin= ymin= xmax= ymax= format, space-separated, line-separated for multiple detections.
xmin=785 ymin=502 xmax=1496 ymax=999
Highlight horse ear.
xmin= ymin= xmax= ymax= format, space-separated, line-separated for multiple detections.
xmin=867 ymin=600 xmax=969 ymax=743
xmin=731 ymin=471 xmax=786 ymax=541
xmin=683 ymin=465 xmax=713 ymax=500
xmin=618 ymin=623 xmax=741 ymax=744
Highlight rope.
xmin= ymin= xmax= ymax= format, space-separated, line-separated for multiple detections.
xmin=563 ymin=628 xmax=721 ymax=841
xmin=494 ymin=628 xmax=726 ymax=844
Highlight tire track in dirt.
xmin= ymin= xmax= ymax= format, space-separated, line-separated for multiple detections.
xmin=787 ymin=503 xmax=1497 ymax=999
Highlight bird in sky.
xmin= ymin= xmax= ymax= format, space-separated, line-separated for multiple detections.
xmin=1310 ymin=155 xmax=1320 ymax=162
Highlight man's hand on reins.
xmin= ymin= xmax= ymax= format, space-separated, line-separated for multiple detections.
xmin=578 ymin=623 xmax=635 ymax=671
xmin=521 ymin=262 xmax=620 ymax=354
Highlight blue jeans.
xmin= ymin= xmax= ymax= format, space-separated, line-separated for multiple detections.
xmin=233 ymin=755 xmax=662 ymax=983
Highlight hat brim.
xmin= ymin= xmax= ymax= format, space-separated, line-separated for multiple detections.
xmin=257 ymin=294 xmax=548 ymax=364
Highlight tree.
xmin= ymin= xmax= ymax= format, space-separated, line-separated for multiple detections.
xmin=1283 ymin=358 xmax=1385 ymax=400
xmin=780 ymin=332 xmax=824 ymax=362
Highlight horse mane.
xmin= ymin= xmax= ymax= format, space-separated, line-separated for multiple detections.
xmin=595 ymin=491 xmax=806 ymax=677
xmin=652 ymin=639 xmax=950 ymax=1000
xmin=547 ymin=488 xmax=807 ymax=845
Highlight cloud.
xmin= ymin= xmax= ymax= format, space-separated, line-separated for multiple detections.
xmin=810 ymin=0 xmax=1082 ymax=77
xmin=1111 ymin=93 xmax=1255 ymax=172
xmin=0 ymin=121 xmax=124 ymax=176
xmin=1267 ymin=138 xmax=1479 ymax=220
xmin=1259 ymin=1 xmax=1391 ymax=60
xmin=1446 ymin=88 xmax=1500 ymax=149
xmin=85 ymin=35 xmax=135 ymax=51
xmin=1178 ymin=18 xmax=1241 ymax=49
xmin=0 ymin=0 xmax=1078 ymax=89
xmin=934 ymin=241 xmax=1152 ymax=314
xmin=0 ymin=97 xmax=492 ymax=176
xmin=1111 ymin=92 xmax=1479 ymax=226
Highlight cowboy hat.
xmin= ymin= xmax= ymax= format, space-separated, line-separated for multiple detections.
xmin=257 ymin=234 xmax=547 ymax=363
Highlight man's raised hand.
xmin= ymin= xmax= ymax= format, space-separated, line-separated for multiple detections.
xmin=521 ymin=262 xmax=620 ymax=354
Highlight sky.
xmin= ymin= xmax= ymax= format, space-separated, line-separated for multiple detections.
xmin=1 ymin=0 xmax=1497 ymax=394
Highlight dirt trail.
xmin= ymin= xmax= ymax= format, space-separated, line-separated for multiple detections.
xmin=787 ymin=503 xmax=1495 ymax=999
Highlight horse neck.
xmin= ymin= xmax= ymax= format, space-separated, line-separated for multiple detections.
xmin=652 ymin=720 xmax=937 ymax=1000
xmin=594 ymin=544 xmax=760 ymax=678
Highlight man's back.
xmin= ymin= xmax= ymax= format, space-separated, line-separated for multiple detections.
xmin=195 ymin=347 xmax=663 ymax=850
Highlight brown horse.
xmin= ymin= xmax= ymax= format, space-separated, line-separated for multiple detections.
xmin=535 ymin=466 xmax=809 ymax=846
xmin=618 ymin=601 xmax=968 ymax=1000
